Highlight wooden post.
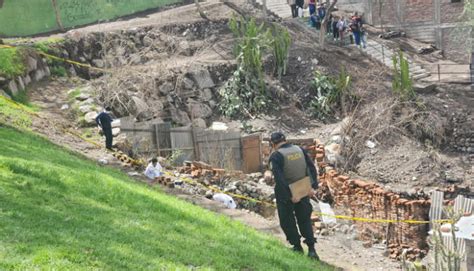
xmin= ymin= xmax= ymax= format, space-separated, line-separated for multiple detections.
xmin=438 ymin=64 xmax=441 ymax=82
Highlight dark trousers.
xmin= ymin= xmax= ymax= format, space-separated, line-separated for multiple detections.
xmin=353 ymin=31 xmax=361 ymax=45
xmin=277 ymin=196 xmax=315 ymax=247
xmin=290 ymin=4 xmax=297 ymax=18
xmin=103 ymin=127 xmax=113 ymax=149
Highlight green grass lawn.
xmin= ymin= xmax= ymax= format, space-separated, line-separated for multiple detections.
xmin=0 ymin=125 xmax=334 ymax=270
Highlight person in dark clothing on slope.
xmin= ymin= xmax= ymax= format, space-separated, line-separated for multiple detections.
xmin=269 ymin=132 xmax=320 ymax=260
xmin=95 ymin=107 xmax=114 ymax=150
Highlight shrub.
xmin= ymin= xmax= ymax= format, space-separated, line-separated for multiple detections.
xmin=0 ymin=47 xmax=26 ymax=78
xmin=310 ymin=67 xmax=354 ymax=119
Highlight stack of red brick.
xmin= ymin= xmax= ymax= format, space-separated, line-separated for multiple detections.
xmin=178 ymin=161 xmax=241 ymax=179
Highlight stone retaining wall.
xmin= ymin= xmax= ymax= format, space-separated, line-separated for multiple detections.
xmin=0 ymin=51 xmax=50 ymax=99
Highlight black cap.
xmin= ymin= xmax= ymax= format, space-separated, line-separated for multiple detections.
xmin=270 ymin=132 xmax=286 ymax=144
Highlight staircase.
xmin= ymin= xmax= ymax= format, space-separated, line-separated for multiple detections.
xmin=254 ymin=0 xmax=292 ymax=19
xmin=363 ymin=40 xmax=431 ymax=80
xmin=252 ymin=0 xmax=431 ymax=80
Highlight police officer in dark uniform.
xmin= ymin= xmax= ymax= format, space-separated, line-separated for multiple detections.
xmin=95 ymin=107 xmax=114 ymax=150
xmin=269 ymin=132 xmax=319 ymax=259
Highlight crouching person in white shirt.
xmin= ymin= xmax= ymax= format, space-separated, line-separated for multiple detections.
xmin=144 ymin=158 xmax=162 ymax=184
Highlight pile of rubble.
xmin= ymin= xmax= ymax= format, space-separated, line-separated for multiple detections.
xmin=173 ymin=161 xmax=276 ymax=217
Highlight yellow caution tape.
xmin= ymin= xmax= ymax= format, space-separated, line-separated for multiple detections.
xmin=0 ymin=44 xmax=108 ymax=72
xmin=0 ymin=55 xmax=453 ymax=225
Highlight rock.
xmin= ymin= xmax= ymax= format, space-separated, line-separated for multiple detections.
xmin=178 ymin=40 xmax=192 ymax=56
xmin=169 ymin=105 xmax=191 ymax=125
xmin=80 ymin=98 xmax=95 ymax=106
xmin=320 ymin=229 xmax=329 ymax=236
xmin=16 ymin=77 xmax=25 ymax=91
xmin=192 ymin=118 xmax=207 ymax=128
xmin=127 ymin=171 xmax=141 ymax=177
xmin=76 ymin=92 xmax=91 ymax=101
xmin=314 ymin=222 xmax=325 ymax=229
xmin=187 ymin=101 xmax=212 ymax=119
xmin=143 ymin=36 xmax=154 ymax=47
xmin=131 ymin=96 xmax=152 ymax=120
xmin=44 ymin=66 xmax=51 ymax=77
xmin=7 ymin=80 xmax=19 ymax=96
xmin=199 ymin=88 xmax=213 ymax=102
xmin=325 ymin=143 xmax=343 ymax=165
xmin=98 ymin=158 xmax=108 ymax=165
xmin=311 ymin=58 xmax=319 ymax=65
xmin=112 ymin=128 xmax=120 ymax=137
xmin=92 ymin=59 xmax=105 ymax=68
xmin=190 ymin=68 xmax=215 ymax=89
xmin=366 ymin=140 xmax=376 ymax=149
xmin=181 ymin=77 xmax=194 ymax=89
xmin=205 ymin=190 xmax=214 ymax=199
xmin=61 ymin=104 xmax=69 ymax=110
xmin=0 ymin=89 xmax=11 ymax=99
xmin=26 ymin=56 xmax=37 ymax=72
xmin=79 ymin=105 xmax=92 ymax=114
xmin=84 ymin=111 xmax=98 ymax=126
xmin=159 ymin=82 xmax=174 ymax=96
xmin=413 ymin=83 xmax=436 ymax=94
xmin=0 ymin=76 xmax=7 ymax=84
xmin=111 ymin=119 xmax=121 ymax=128
xmin=23 ymin=75 xmax=31 ymax=86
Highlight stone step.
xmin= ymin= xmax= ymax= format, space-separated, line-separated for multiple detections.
xmin=412 ymin=73 xmax=431 ymax=80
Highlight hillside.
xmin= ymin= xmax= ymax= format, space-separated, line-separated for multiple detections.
xmin=0 ymin=125 xmax=333 ymax=270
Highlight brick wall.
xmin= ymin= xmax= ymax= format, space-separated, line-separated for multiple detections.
xmin=370 ymin=0 xmax=400 ymax=27
xmin=405 ymin=0 xmax=434 ymax=23
xmin=305 ymin=142 xmax=432 ymax=260
xmin=441 ymin=0 xmax=465 ymax=24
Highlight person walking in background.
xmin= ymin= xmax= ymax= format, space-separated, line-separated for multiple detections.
xmin=350 ymin=12 xmax=363 ymax=47
xmin=95 ymin=106 xmax=114 ymax=150
xmin=308 ymin=0 xmax=316 ymax=16
xmin=288 ymin=0 xmax=297 ymax=18
xmin=317 ymin=3 xmax=326 ymax=20
xmin=296 ymin=0 xmax=304 ymax=17
xmin=332 ymin=16 xmax=339 ymax=41
xmin=269 ymin=132 xmax=320 ymax=260
xmin=337 ymin=16 xmax=347 ymax=46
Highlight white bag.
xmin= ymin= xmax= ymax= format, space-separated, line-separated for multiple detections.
xmin=298 ymin=7 xmax=303 ymax=18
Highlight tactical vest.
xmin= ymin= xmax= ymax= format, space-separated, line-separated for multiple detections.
xmin=277 ymin=145 xmax=307 ymax=184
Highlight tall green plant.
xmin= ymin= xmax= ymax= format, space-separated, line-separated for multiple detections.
xmin=271 ymin=24 xmax=291 ymax=79
xmin=229 ymin=16 xmax=270 ymax=91
xmin=220 ymin=16 xmax=291 ymax=118
xmin=310 ymin=67 xmax=353 ymax=119
xmin=392 ymin=51 xmax=414 ymax=100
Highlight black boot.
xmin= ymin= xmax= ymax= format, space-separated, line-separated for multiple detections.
xmin=307 ymin=245 xmax=320 ymax=260
xmin=292 ymin=244 xmax=303 ymax=254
